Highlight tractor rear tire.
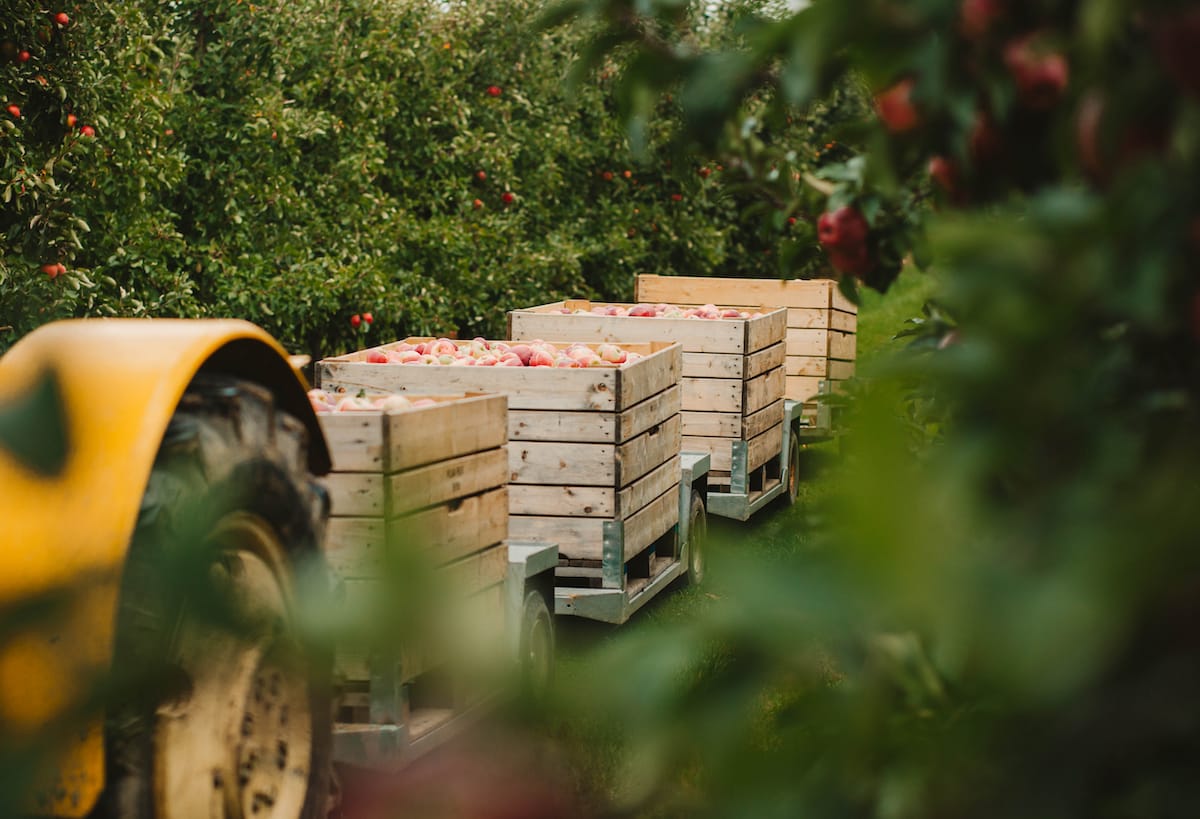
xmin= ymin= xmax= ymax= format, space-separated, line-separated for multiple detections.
xmin=100 ymin=374 xmax=333 ymax=819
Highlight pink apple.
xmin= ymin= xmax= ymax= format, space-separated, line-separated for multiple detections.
xmin=366 ymin=349 xmax=389 ymax=363
xmin=529 ymin=349 xmax=555 ymax=367
xmin=628 ymin=303 xmax=655 ymax=317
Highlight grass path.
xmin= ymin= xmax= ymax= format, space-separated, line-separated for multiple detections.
xmin=548 ymin=267 xmax=939 ymax=809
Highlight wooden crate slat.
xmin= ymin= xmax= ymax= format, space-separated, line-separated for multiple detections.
xmin=744 ymin=399 xmax=785 ymax=440
xmin=745 ymin=310 xmax=788 ymax=354
xmin=681 ymin=377 xmax=742 ymax=413
xmin=743 ymin=367 xmax=784 ymax=415
xmin=388 ymin=487 xmax=509 ymax=566
xmin=786 ymin=355 xmax=829 ymax=377
xmin=683 ymin=422 xmax=783 ymax=472
xmin=440 ymin=543 xmax=509 ymax=599
xmin=509 ymin=303 xmax=751 ymax=354
xmin=615 ymin=413 xmax=681 ymax=488
xmin=508 ymin=440 xmax=617 ymax=486
xmin=316 ymin=393 xmax=506 ymax=473
xmin=386 ymin=447 xmax=508 ymax=517
xmin=636 ymin=274 xmax=855 ymax=311
xmin=618 ymin=342 xmax=682 ymax=409
xmin=507 ymin=384 xmax=679 ymax=444
xmin=785 ymin=375 xmax=825 ymax=403
xmin=785 ymin=328 xmax=831 ymax=357
xmin=828 ymin=330 xmax=856 ymax=360
xmin=830 ymin=359 xmax=856 ymax=380
xmin=830 ymin=310 xmax=858 ymax=333
xmin=325 ymin=472 xmax=385 ymax=517
xmin=508 ymin=457 xmax=678 ymax=519
xmin=324 ymin=518 xmax=385 ymax=579
xmin=678 ymin=410 xmax=741 ymax=438
xmin=683 ymin=342 xmax=785 ymax=380
xmin=508 ymin=483 xmax=679 ymax=562
xmin=508 ymin=483 xmax=616 ymax=518
xmin=318 ymin=340 xmax=679 ymax=412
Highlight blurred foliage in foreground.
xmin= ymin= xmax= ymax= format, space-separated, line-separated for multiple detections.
xmin=545 ymin=0 xmax=1200 ymax=817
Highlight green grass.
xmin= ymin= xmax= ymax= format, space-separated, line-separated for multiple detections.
xmin=854 ymin=266 xmax=939 ymax=369
xmin=544 ymin=268 xmax=941 ymax=812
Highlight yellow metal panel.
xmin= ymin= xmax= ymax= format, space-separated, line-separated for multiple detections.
xmin=0 ymin=319 xmax=328 ymax=817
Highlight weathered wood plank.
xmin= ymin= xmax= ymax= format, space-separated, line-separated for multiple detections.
xmin=743 ymin=366 xmax=784 ymax=415
xmin=507 ymin=385 xmax=679 ymax=444
xmin=682 ymin=422 xmax=783 ymax=472
xmin=316 ymin=393 xmax=506 ymax=472
xmin=616 ymin=413 xmax=681 ymax=487
xmin=509 ymin=303 xmax=749 ymax=354
xmin=744 ymin=399 xmax=785 ymax=440
xmin=318 ymin=340 xmax=679 ymax=412
xmin=508 ymin=440 xmax=617 ymax=486
xmin=785 ymin=375 xmax=825 ymax=402
xmin=681 ymin=377 xmax=742 ymax=413
xmin=786 ymin=355 xmax=829 ymax=377
xmin=508 ymin=457 xmax=679 ymax=519
xmin=508 ymin=484 xmax=679 ymax=562
xmin=681 ymin=342 xmax=784 ymax=379
xmin=636 ymin=274 xmax=849 ymax=310
xmin=830 ymin=359 xmax=856 ymax=380
xmin=325 ymin=472 xmax=384 ymax=517
xmin=389 ymin=487 xmax=509 ymax=566
xmin=828 ymin=330 xmax=856 ymax=360
xmin=386 ymin=447 xmax=508 ymax=516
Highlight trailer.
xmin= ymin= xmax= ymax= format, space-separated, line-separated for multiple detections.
xmin=311 ymin=390 xmax=560 ymax=769
xmin=315 ymin=339 xmax=711 ymax=627
xmin=506 ymin=300 xmax=830 ymax=523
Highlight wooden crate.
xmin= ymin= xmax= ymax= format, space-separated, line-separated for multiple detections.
xmin=317 ymin=339 xmax=683 ymax=590
xmin=315 ymin=392 xmax=510 ymax=685
xmin=635 ymin=275 xmax=858 ymax=407
xmin=507 ymin=301 xmax=786 ymax=474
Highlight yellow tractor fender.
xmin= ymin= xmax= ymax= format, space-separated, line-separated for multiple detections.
xmin=0 ymin=319 xmax=330 ymax=817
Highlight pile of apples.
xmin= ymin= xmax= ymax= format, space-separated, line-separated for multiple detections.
xmin=360 ymin=338 xmax=641 ymax=368
xmin=556 ymin=302 xmax=762 ymax=320
xmin=308 ymin=389 xmax=440 ymax=414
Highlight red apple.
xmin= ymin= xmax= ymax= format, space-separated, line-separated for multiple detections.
xmin=501 ymin=191 xmax=514 ymax=204
xmin=476 ymin=170 xmax=486 ymax=180
xmin=363 ymin=312 xmax=373 ymax=324
xmin=529 ymin=349 xmax=555 ymax=367
xmin=828 ymin=244 xmax=875 ymax=277
xmin=671 ymin=193 xmax=682 ymax=202
xmin=698 ymin=167 xmax=711 ymax=178
xmin=66 ymin=113 xmax=77 ymax=128
xmin=486 ymin=85 xmax=502 ymax=97
xmin=959 ymin=0 xmax=1003 ymax=41
xmin=602 ymin=171 xmax=613 ymax=181
xmin=366 ymin=349 xmax=388 ymax=363
xmin=817 ymin=206 xmax=869 ymax=250
xmin=53 ymin=12 xmax=70 ymax=25
xmin=41 ymin=263 xmax=58 ymax=279
xmin=350 ymin=314 xmax=362 ymax=328
xmin=1003 ymin=33 xmax=1069 ymax=110
xmin=6 ymin=104 xmax=20 ymax=119
xmin=18 ymin=50 xmax=31 ymax=63
xmin=928 ymin=155 xmax=959 ymax=197
xmin=79 ymin=125 xmax=95 ymax=137
xmin=472 ymin=198 xmax=483 ymax=209
xmin=875 ymin=78 xmax=920 ymax=133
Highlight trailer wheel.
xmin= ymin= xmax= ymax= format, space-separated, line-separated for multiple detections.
xmin=784 ymin=425 xmax=802 ymax=507
xmin=686 ymin=491 xmax=708 ymax=587
xmin=519 ymin=590 xmax=555 ymax=698
xmin=101 ymin=375 xmax=332 ymax=819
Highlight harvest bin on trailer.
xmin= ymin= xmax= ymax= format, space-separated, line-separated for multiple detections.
xmin=635 ymin=274 xmax=858 ymax=421
xmin=313 ymin=391 xmax=557 ymax=768
xmin=316 ymin=339 xmax=710 ymax=625
xmin=507 ymin=301 xmax=807 ymax=521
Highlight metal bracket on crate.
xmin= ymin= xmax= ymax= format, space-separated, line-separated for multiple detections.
xmin=602 ymin=519 xmax=624 ymax=590
xmin=730 ymin=440 xmax=749 ymax=495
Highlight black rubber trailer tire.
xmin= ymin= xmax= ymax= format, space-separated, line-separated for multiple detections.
xmin=518 ymin=589 xmax=555 ymax=699
xmin=784 ymin=426 xmax=802 ymax=507
xmin=686 ymin=491 xmax=708 ymax=587
xmin=100 ymin=374 xmax=333 ymax=819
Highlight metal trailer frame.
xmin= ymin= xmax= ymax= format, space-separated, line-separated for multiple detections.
xmin=706 ymin=386 xmax=835 ymax=522
xmin=554 ymin=452 xmax=711 ymax=624
xmin=331 ymin=541 xmax=558 ymax=768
